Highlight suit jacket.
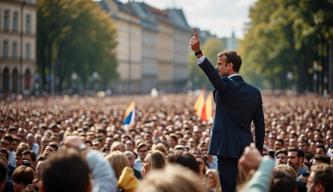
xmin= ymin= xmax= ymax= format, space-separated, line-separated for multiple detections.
xmin=199 ymin=58 xmax=265 ymax=159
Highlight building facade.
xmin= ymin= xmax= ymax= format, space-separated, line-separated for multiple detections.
xmin=0 ymin=0 xmax=36 ymax=94
xmin=149 ymin=7 xmax=173 ymax=91
xmin=167 ymin=8 xmax=192 ymax=92
xmin=100 ymin=0 xmax=142 ymax=93
xmin=99 ymin=0 xmax=191 ymax=93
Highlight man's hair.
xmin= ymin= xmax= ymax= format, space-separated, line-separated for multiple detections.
xmin=0 ymin=148 xmax=9 ymax=161
xmin=12 ymin=165 xmax=35 ymax=186
xmin=270 ymin=169 xmax=296 ymax=192
xmin=137 ymin=142 xmax=149 ymax=151
xmin=218 ymin=50 xmax=242 ymax=72
xmin=276 ymin=139 xmax=284 ymax=146
xmin=313 ymin=154 xmax=331 ymax=165
xmin=42 ymin=148 xmax=90 ymax=192
xmin=2 ymin=134 xmax=13 ymax=143
xmin=316 ymin=145 xmax=326 ymax=153
xmin=274 ymin=165 xmax=297 ymax=179
xmin=275 ymin=149 xmax=287 ymax=157
xmin=22 ymin=150 xmax=37 ymax=162
xmin=288 ymin=147 xmax=304 ymax=158
xmin=48 ymin=142 xmax=59 ymax=151
xmin=311 ymin=164 xmax=333 ymax=191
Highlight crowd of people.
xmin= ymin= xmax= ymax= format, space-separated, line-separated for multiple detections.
xmin=0 ymin=93 xmax=332 ymax=192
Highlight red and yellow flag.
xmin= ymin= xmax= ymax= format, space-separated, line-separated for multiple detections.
xmin=194 ymin=90 xmax=213 ymax=122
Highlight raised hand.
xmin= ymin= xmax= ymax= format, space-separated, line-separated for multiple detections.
xmin=189 ymin=28 xmax=201 ymax=52
xmin=238 ymin=143 xmax=262 ymax=170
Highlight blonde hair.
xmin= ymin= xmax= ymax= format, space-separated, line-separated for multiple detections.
xmin=274 ymin=164 xmax=297 ymax=179
xmin=111 ymin=141 xmax=125 ymax=152
xmin=152 ymin=143 xmax=168 ymax=156
xmin=237 ymin=166 xmax=255 ymax=191
xmin=205 ymin=169 xmax=222 ymax=192
xmin=144 ymin=150 xmax=166 ymax=170
xmin=137 ymin=164 xmax=206 ymax=192
xmin=106 ymin=151 xmax=130 ymax=179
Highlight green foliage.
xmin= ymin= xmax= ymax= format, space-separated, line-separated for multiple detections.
xmin=37 ymin=0 xmax=118 ymax=92
xmin=188 ymin=37 xmax=224 ymax=89
xmin=240 ymin=0 xmax=333 ymax=92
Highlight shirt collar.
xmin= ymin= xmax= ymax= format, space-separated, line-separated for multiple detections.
xmin=228 ymin=73 xmax=240 ymax=79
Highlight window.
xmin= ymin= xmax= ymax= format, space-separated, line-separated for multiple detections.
xmin=25 ymin=43 xmax=31 ymax=59
xmin=25 ymin=14 xmax=31 ymax=33
xmin=12 ymin=42 xmax=17 ymax=59
xmin=3 ymin=41 xmax=9 ymax=59
xmin=13 ymin=12 xmax=18 ymax=32
xmin=4 ymin=10 xmax=10 ymax=31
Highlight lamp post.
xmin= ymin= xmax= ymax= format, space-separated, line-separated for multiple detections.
xmin=20 ymin=0 xmax=26 ymax=94
xmin=128 ymin=18 xmax=131 ymax=93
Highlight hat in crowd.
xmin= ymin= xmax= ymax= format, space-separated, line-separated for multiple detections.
xmin=136 ymin=142 xmax=149 ymax=151
xmin=49 ymin=123 xmax=60 ymax=131
xmin=174 ymin=145 xmax=186 ymax=151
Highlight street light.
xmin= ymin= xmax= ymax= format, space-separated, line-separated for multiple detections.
xmin=71 ymin=72 xmax=79 ymax=94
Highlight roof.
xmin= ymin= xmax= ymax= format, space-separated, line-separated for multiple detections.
xmin=166 ymin=8 xmax=192 ymax=32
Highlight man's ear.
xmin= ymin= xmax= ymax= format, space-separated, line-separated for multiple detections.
xmin=227 ymin=63 xmax=234 ymax=71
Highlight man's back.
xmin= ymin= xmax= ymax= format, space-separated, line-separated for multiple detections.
xmin=199 ymin=58 xmax=265 ymax=159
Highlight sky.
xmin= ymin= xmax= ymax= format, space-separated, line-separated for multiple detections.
xmin=119 ymin=0 xmax=257 ymax=38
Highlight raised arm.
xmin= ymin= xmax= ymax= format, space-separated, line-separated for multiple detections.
xmin=189 ymin=29 xmax=231 ymax=92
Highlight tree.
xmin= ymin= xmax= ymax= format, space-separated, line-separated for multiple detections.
xmin=37 ymin=0 xmax=118 ymax=93
xmin=239 ymin=0 xmax=333 ymax=93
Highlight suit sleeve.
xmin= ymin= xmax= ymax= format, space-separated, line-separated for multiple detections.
xmin=199 ymin=58 xmax=230 ymax=92
xmin=253 ymin=92 xmax=265 ymax=153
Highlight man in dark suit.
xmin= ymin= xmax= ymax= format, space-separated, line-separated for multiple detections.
xmin=189 ymin=31 xmax=265 ymax=192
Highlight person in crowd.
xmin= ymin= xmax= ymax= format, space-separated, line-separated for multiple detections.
xmin=41 ymin=143 xmax=59 ymax=158
xmin=287 ymin=148 xmax=309 ymax=177
xmin=275 ymin=149 xmax=288 ymax=165
xmin=26 ymin=133 xmax=39 ymax=157
xmin=0 ymin=160 xmax=13 ymax=192
xmin=141 ymin=150 xmax=166 ymax=177
xmin=307 ymin=164 xmax=333 ymax=192
xmin=190 ymin=30 xmax=265 ymax=192
xmin=134 ymin=142 xmax=150 ymax=172
xmin=238 ymin=143 xmax=275 ymax=192
xmin=21 ymin=150 xmax=36 ymax=170
xmin=124 ymin=151 xmax=142 ymax=179
xmin=205 ymin=169 xmax=222 ymax=192
xmin=12 ymin=166 xmax=35 ymax=192
xmin=196 ymin=156 xmax=207 ymax=180
xmin=106 ymin=151 xmax=139 ymax=192
xmin=270 ymin=169 xmax=297 ymax=192
xmin=167 ymin=151 xmax=199 ymax=175
xmin=137 ymin=165 xmax=207 ymax=192
xmin=42 ymin=136 xmax=117 ymax=192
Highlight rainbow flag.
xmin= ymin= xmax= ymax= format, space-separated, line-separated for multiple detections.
xmin=123 ymin=102 xmax=135 ymax=125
